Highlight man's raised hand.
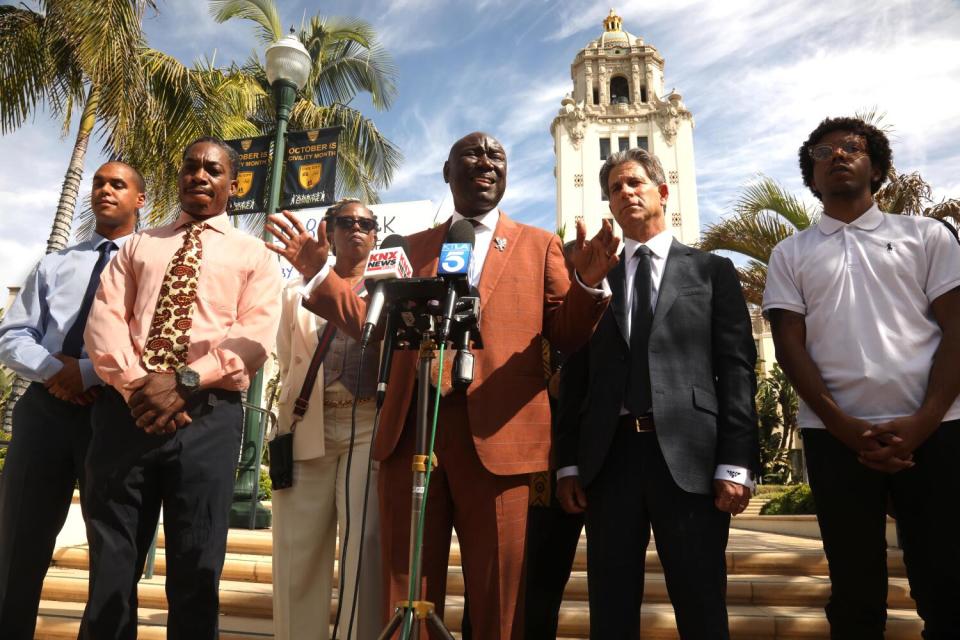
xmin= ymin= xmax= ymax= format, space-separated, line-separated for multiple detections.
xmin=264 ymin=210 xmax=329 ymax=281
xmin=571 ymin=218 xmax=620 ymax=288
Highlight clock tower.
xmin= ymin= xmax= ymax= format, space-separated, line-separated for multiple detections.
xmin=551 ymin=9 xmax=700 ymax=245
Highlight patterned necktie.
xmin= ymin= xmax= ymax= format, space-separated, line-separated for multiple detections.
xmin=625 ymin=245 xmax=653 ymax=416
xmin=142 ymin=222 xmax=204 ymax=372
xmin=61 ymin=241 xmax=116 ymax=358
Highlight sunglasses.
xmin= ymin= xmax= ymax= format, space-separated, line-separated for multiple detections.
xmin=329 ymin=216 xmax=377 ymax=233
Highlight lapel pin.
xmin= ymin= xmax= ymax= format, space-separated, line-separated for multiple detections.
xmin=494 ymin=237 xmax=507 ymax=252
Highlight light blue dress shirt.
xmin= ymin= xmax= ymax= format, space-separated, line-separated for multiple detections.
xmin=0 ymin=232 xmax=131 ymax=390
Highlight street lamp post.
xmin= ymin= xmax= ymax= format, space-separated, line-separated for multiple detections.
xmin=229 ymin=32 xmax=312 ymax=529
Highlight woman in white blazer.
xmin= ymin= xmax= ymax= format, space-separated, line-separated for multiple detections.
xmin=271 ymin=199 xmax=382 ymax=640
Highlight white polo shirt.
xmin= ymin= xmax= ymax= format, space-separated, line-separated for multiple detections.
xmin=762 ymin=204 xmax=960 ymax=429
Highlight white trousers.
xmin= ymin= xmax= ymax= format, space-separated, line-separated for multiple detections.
xmin=271 ymin=401 xmax=382 ymax=639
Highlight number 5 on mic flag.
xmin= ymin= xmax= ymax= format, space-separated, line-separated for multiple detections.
xmin=439 ymin=243 xmax=473 ymax=276
xmin=281 ymin=127 xmax=342 ymax=211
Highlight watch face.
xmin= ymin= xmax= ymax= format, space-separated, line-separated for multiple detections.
xmin=178 ymin=367 xmax=200 ymax=388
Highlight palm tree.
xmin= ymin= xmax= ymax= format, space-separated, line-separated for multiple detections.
xmin=74 ymin=53 xmax=267 ymax=233
xmin=0 ymin=0 xmax=154 ymax=253
xmin=210 ymin=0 xmax=402 ymax=207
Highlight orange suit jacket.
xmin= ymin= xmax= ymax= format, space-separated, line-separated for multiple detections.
xmin=303 ymin=212 xmax=609 ymax=475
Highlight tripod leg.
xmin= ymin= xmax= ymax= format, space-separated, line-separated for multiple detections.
xmin=426 ymin=611 xmax=455 ymax=640
xmin=377 ymin=609 xmax=404 ymax=640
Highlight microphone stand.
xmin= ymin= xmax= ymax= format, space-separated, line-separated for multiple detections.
xmin=378 ymin=336 xmax=454 ymax=640
xmin=374 ymin=278 xmax=479 ymax=640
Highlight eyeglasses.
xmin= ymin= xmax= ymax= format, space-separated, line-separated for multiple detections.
xmin=330 ymin=216 xmax=377 ymax=233
xmin=809 ymin=141 xmax=867 ymax=162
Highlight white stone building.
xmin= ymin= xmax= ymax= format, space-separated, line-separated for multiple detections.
xmin=551 ymin=10 xmax=700 ymax=245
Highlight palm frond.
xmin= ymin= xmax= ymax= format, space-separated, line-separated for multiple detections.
xmin=0 ymin=6 xmax=61 ymax=134
xmin=698 ymin=210 xmax=797 ymax=263
xmin=210 ymin=0 xmax=283 ymax=43
xmin=734 ymin=175 xmax=818 ymax=231
xmin=875 ymin=170 xmax=932 ymax=216
xmin=299 ymin=16 xmax=397 ymax=111
xmin=924 ymin=198 xmax=960 ymax=222
xmin=736 ymin=260 xmax=767 ymax=308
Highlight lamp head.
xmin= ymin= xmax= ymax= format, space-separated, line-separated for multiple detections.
xmin=265 ymin=33 xmax=311 ymax=90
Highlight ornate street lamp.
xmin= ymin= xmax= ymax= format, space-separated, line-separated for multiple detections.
xmin=229 ymin=31 xmax=311 ymax=529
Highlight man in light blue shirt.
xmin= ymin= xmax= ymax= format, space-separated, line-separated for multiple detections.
xmin=0 ymin=161 xmax=144 ymax=639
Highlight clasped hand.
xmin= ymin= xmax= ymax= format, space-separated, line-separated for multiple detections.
xmin=855 ymin=414 xmax=939 ymax=473
xmin=45 ymin=353 xmax=99 ymax=405
xmin=125 ymin=373 xmax=192 ymax=435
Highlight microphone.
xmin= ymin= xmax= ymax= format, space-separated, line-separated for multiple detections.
xmin=360 ymin=234 xmax=412 ymax=348
xmin=437 ymin=219 xmax=475 ymax=344
xmin=452 ymin=288 xmax=481 ymax=390
xmin=375 ymin=309 xmax=396 ymax=409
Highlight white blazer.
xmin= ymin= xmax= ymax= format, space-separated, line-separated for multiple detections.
xmin=274 ymin=279 xmax=350 ymax=461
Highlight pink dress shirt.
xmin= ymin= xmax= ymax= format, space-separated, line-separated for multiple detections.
xmin=85 ymin=211 xmax=282 ymax=399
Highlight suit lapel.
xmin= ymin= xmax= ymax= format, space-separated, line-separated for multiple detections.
xmin=295 ymin=303 xmax=321 ymax=352
xmin=478 ymin=212 xmax=522 ymax=312
xmin=416 ymin=220 xmax=450 ymax=277
xmin=652 ymin=239 xmax=692 ymax=330
xmin=608 ymin=248 xmax=629 ymax=343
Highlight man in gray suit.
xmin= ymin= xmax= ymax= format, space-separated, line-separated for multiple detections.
xmin=556 ymin=148 xmax=759 ymax=638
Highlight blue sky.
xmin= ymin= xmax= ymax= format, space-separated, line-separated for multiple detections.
xmin=2 ymin=0 xmax=959 ymax=290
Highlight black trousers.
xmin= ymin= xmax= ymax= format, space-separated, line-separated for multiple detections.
xmin=79 ymin=387 xmax=243 ymax=640
xmin=584 ymin=427 xmax=730 ymax=639
xmin=0 ymin=382 xmax=92 ymax=639
xmin=524 ymin=484 xmax=584 ymax=639
xmin=803 ymin=422 xmax=960 ymax=640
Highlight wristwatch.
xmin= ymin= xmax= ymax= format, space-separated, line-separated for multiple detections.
xmin=175 ymin=365 xmax=200 ymax=395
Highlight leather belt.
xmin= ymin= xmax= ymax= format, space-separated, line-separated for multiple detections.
xmin=618 ymin=413 xmax=655 ymax=432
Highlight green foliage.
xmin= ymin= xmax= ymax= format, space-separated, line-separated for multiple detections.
xmin=760 ymin=483 xmax=816 ymax=515
xmin=259 ymin=465 xmax=272 ymax=501
xmin=755 ymin=364 xmax=799 ymax=484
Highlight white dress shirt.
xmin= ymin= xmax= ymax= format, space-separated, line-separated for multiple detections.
xmin=557 ymin=229 xmax=754 ymax=492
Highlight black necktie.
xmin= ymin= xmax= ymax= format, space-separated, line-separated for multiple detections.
xmin=625 ymin=245 xmax=653 ymax=416
xmin=61 ymin=241 xmax=116 ymax=358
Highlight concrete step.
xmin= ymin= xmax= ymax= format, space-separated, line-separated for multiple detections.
xmin=34 ymin=599 xmax=272 ymax=639
xmin=44 ymin=560 xmax=917 ymax=618
xmin=53 ymin=540 xmax=908 ymax=587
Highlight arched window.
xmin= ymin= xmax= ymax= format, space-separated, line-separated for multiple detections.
xmin=610 ymin=76 xmax=630 ymax=104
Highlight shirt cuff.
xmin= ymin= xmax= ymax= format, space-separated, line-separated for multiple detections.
xmin=556 ymin=465 xmax=579 ymax=481
xmin=78 ymin=358 xmax=102 ymax=390
xmin=574 ymin=271 xmax=611 ymax=299
xmin=298 ymin=262 xmax=332 ymax=299
xmin=714 ymin=464 xmax=756 ymax=494
xmin=37 ymin=354 xmax=65 ymax=382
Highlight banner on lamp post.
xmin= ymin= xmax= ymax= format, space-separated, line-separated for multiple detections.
xmin=281 ymin=126 xmax=341 ymax=210
xmin=225 ymin=135 xmax=272 ymax=214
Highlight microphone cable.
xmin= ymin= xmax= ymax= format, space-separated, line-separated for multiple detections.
xmin=345 ymin=308 xmax=396 ymax=640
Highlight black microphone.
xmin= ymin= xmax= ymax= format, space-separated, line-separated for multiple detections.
xmin=452 ymin=288 xmax=481 ymax=390
xmin=375 ymin=309 xmax=396 ymax=409
xmin=360 ymin=234 xmax=411 ymax=348
xmin=437 ymin=219 xmax=476 ymax=345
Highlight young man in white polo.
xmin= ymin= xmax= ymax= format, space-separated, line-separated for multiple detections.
xmin=763 ymin=116 xmax=960 ymax=638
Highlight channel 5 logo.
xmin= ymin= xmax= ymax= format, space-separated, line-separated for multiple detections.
xmin=438 ymin=243 xmax=473 ymax=276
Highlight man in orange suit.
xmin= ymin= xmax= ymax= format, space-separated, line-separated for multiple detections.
xmin=266 ymin=132 xmax=619 ymax=638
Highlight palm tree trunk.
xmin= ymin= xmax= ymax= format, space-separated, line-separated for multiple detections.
xmin=45 ymin=84 xmax=99 ymax=254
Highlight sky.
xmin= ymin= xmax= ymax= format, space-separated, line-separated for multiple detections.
xmin=1 ymin=0 xmax=959 ymax=291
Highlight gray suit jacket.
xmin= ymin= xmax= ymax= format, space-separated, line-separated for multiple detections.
xmin=557 ymin=239 xmax=759 ymax=495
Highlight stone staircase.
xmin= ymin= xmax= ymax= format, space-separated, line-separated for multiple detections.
xmin=35 ymin=505 xmax=922 ymax=638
